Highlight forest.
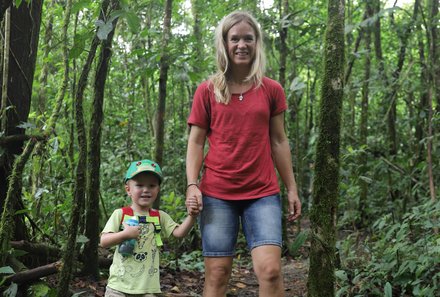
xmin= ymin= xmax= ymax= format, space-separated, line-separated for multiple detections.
xmin=0 ymin=0 xmax=438 ymax=296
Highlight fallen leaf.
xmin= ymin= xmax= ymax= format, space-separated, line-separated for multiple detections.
xmin=171 ymin=286 xmax=181 ymax=293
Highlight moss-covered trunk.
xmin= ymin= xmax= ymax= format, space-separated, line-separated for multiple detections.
xmin=307 ymin=0 xmax=345 ymax=296
xmin=357 ymin=1 xmax=372 ymax=228
xmin=56 ymin=0 xmax=110 ymax=295
xmin=154 ymin=0 xmax=172 ymax=209
xmin=0 ymin=1 xmax=43 ymax=262
xmin=83 ymin=0 xmax=119 ymax=279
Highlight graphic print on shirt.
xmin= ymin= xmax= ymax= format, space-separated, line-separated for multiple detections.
xmin=130 ymin=261 xmax=145 ymax=278
xmin=137 ymin=222 xmax=152 ymax=249
xmin=148 ymin=244 xmax=158 ymax=277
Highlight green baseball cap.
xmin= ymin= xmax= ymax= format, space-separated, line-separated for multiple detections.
xmin=124 ymin=159 xmax=163 ymax=184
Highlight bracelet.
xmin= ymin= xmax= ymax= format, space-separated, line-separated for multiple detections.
xmin=186 ymin=183 xmax=199 ymax=189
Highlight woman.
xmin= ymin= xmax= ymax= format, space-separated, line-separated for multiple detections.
xmin=185 ymin=11 xmax=301 ymax=297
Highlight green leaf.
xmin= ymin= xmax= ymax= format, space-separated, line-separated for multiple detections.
xmin=3 ymin=283 xmax=18 ymax=297
xmin=335 ymin=270 xmax=348 ymax=282
xmin=71 ymin=291 xmax=88 ymax=296
xmin=124 ymin=11 xmax=141 ymax=33
xmin=96 ymin=19 xmax=114 ymax=40
xmin=14 ymin=0 xmax=23 ymax=7
xmin=108 ymin=10 xmax=125 ymax=22
xmin=72 ymin=0 xmax=89 ymax=13
xmin=359 ymin=175 xmax=373 ymax=184
xmin=289 ymin=77 xmax=306 ymax=92
xmin=28 ymin=282 xmax=50 ymax=297
xmin=288 ymin=231 xmax=308 ymax=255
xmin=0 ymin=266 xmax=15 ymax=274
xmin=14 ymin=208 xmax=29 ymax=215
xmin=16 ymin=122 xmax=35 ymax=129
xmin=76 ymin=235 xmax=89 ymax=244
xmin=69 ymin=33 xmax=87 ymax=59
xmin=384 ymin=282 xmax=392 ymax=297
xmin=12 ymin=249 xmax=28 ymax=257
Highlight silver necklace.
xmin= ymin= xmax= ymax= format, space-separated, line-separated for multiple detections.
xmin=232 ymin=80 xmax=247 ymax=101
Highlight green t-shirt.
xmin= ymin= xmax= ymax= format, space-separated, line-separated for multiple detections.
xmin=102 ymin=208 xmax=178 ymax=294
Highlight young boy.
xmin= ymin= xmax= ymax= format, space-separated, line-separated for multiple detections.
xmin=101 ymin=159 xmax=199 ymax=296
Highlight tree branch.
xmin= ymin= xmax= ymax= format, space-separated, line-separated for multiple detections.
xmin=0 ymin=134 xmax=45 ymax=146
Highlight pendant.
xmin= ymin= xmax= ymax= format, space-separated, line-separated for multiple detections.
xmin=239 ymin=94 xmax=243 ymax=101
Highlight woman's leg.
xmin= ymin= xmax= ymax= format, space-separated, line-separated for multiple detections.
xmin=203 ymin=256 xmax=233 ymax=297
xmin=251 ymin=245 xmax=284 ymax=297
xmin=242 ymin=194 xmax=284 ymax=296
xmin=200 ymin=196 xmax=240 ymax=297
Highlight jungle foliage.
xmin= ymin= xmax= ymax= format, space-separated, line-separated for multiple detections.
xmin=0 ymin=0 xmax=438 ymax=296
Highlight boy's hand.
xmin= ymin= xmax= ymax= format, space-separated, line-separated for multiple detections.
xmin=186 ymin=196 xmax=200 ymax=217
xmin=186 ymin=184 xmax=203 ymax=216
xmin=122 ymin=222 xmax=140 ymax=239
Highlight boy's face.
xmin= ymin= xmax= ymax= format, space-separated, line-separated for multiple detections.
xmin=125 ymin=172 xmax=160 ymax=210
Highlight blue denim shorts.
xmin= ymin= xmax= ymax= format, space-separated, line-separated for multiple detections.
xmin=199 ymin=194 xmax=282 ymax=257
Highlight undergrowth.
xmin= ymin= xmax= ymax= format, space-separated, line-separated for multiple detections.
xmin=336 ymin=199 xmax=440 ymax=297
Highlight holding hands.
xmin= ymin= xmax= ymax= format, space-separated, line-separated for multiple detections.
xmin=186 ymin=184 xmax=202 ymax=217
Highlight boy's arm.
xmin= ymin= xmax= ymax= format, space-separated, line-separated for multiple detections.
xmin=172 ymin=215 xmax=197 ymax=238
xmin=100 ymin=223 xmax=140 ymax=248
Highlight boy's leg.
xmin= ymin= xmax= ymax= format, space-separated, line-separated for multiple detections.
xmin=105 ymin=286 xmax=156 ymax=297
xmin=105 ymin=286 xmax=126 ymax=297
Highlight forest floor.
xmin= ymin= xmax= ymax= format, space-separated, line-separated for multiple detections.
xmin=68 ymin=256 xmax=308 ymax=296
xmin=66 ymin=219 xmax=310 ymax=297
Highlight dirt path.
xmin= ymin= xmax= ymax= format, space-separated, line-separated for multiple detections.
xmin=226 ymin=257 xmax=309 ymax=297
xmin=72 ymin=257 xmax=308 ymax=296
xmin=71 ymin=223 xmax=309 ymax=296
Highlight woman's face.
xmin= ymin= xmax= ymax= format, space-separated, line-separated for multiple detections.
xmin=226 ymin=21 xmax=256 ymax=68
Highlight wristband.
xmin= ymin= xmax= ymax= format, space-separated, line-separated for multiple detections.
xmin=186 ymin=183 xmax=199 ymax=189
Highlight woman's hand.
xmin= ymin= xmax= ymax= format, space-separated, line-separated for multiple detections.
xmin=186 ymin=184 xmax=203 ymax=216
xmin=287 ymin=190 xmax=301 ymax=222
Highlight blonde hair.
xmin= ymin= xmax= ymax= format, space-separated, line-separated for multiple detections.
xmin=210 ymin=11 xmax=266 ymax=104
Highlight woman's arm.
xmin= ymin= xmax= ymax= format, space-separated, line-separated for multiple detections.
xmin=270 ymin=112 xmax=302 ymax=221
xmin=186 ymin=125 xmax=207 ymax=213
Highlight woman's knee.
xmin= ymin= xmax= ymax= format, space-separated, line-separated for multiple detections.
xmin=255 ymin=260 xmax=282 ymax=281
xmin=252 ymin=246 xmax=283 ymax=282
xmin=205 ymin=258 xmax=233 ymax=284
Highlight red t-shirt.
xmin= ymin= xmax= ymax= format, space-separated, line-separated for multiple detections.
xmin=188 ymin=77 xmax=287 ymax=200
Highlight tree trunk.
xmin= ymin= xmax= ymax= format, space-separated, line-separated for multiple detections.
xmin=414 ymin=8 xmax=429 ymax=164
xmin=387 ymin=0 xmax=420 ymax=156
xmin=33 ymin=0 xmax=68 ymax=216
xmin=307 ymin=0 xmax=345 ymax=296
xmin=154 ymin=0 xmax=172 ymax=209
xmin=0 ymin=0 xmax=12 ymax=22
xmin=141 ymin=5 xmax=156 ymax=147
xmin=357 ymin=1 xmax=373 ymax=228
xmin=428 ymin=0 xmax=439 ymax=111
xmin=301 ymin=72 xmax=316 ymax=208
xmin=190 ymin=0 xmax=203 ymax=76
xmin=83 ymin=0 xmax=119 ymax=279
xmin=0 ymin=0 xmax=43 ymax=249
xmin=427 ymin=0 xmax=438 ymax=201
xmin=56 ymin=0 xmax=111 ymax=295
xmin=278 ymin=0 xmax=288 ymax=88
xmin=0 ymin=139 xmax=37 ymax=265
